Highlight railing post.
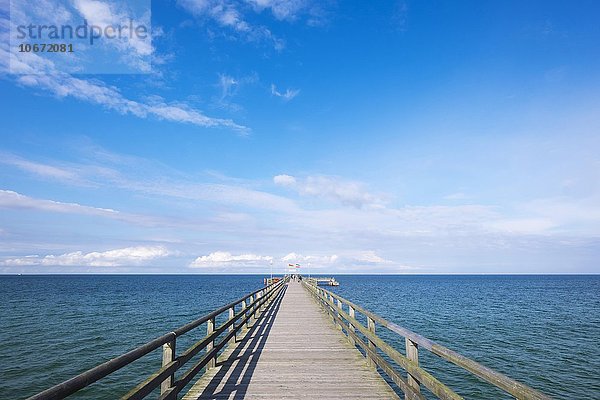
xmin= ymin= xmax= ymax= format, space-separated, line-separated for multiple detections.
xmin=260 ymin=289 xmax=265 ymax=312
xmin=405 ymin=338 xmax=421 ymax=397
xmin=348 ymin=305 xmax=356 ymax=346
xmin=252 ymin=293 xmax=258 ymax=322
xmin=242 ymin=298 xmax=249 ymax=328
xmin=207 ymin=317 xmax=216 ymax=369
xmin=328 ymin=294 xmax=335 ymax=322
xmin=229 ymin=306 xmax=235 ymax=344
xmin=367 ymin=316 xmax=376 ymax=368
xmin=160 ymin=338 xmax=176 ymax=395
xmin=257 ymin=291 xmax=263 ymax=313
xmin=336 ymin=299 xmax=343 ymax=330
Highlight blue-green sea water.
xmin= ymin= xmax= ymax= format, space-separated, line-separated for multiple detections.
xmin=1 ymin=275 xmax=598 ymax=399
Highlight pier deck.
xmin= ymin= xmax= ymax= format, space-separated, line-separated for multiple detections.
xmin=182 ymin=280 xmax=399 ymax=400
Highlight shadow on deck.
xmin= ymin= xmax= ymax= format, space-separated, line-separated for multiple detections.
xmin=185 ymin=284 xmax=287 ymax=399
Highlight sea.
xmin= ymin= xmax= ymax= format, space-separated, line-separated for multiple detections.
xmin=1 ymin=274 xmax=598 ymax=399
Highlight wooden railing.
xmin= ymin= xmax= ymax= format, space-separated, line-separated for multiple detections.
xmin=27 ymin=277 xmax=288 ymax=400
xmin=302 ymin=280 xmax=552 ymax=400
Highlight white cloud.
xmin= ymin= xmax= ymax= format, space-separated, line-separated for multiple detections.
xmin=190 ymin=251 xmax=273 ymax=267
xmin=0 ymin=189 xmax=118 ymax=217
xmin=0 ymin=246 xmax=170 ymax=267
xmin=281 ymin=252 xmax=339 ymax=264
xmin=271 ymin=84 xmax=300 ymax=101
xmin=273 ymin=174 xmax=296 ymax=186
xmin=274 ymin=174 xmax=386 ymax=208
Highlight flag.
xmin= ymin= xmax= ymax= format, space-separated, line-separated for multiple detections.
xmin=288 ymin=264 xmax=294 ymax=267
xmin=295 ymin=264 xmax=301 ymax=268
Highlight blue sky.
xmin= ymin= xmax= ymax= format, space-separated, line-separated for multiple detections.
xmin=1 ymin=0 xmax=599 ymax=273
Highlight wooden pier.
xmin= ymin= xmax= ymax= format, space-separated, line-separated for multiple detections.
xmin=183 ymin=280 xmax=397 ymax=399
xmin=26 ymin=276 xmax=552 ymax=400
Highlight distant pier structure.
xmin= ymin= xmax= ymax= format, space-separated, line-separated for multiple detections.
xmin=27 ymin=275 xmax=552 ymax=400
xmin=307 ymin=276 xmax=340 ymax=286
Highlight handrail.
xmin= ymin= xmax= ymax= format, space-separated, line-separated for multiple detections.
xmin=26 ymin=277 xmax=288 ymax=400
xmin=302 ymin=280 xmax=552 ymax=400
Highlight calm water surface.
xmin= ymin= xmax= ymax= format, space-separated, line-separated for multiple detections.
xmin=1 ymin=274 xmax=598 ymax=399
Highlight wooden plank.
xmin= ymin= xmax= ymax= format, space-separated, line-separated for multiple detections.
xmin=183 ymin=281 xmax=399 ymax=400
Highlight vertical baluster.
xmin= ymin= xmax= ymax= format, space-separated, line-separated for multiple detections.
xmin=160 ymin=338 xmax=176 ymax=395
xmin=367 ymin=317 xmax=376 ymax=368
xmin=405 ymin=338 xmax=421 ymax=397
xmin=207 ymin=317 xmax=216 ymax=369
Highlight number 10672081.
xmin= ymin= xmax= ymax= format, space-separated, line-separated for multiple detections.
xmin=18 ymin=43 xmax=74 ymax=53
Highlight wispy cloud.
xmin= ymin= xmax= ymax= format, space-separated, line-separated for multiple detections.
xmin=9 ymin=68 xmax=249 ymax=132
xmin=274 ymin=174 xmax=386 ymax=208
xmin=178 ymin=0 xmax=285 ymax=49
xmin=0 ymin=189 xmax=178 ymax=227
xmin=178 ymin=0 xmax=327 ymax=49
xmin=270 ymin=84 xmax=300 ymax=101
xmin=218 ymin=73 xmax=239 ymax=100
xmin=247 ymin=0 xmax=311 ymax=21
xmin=1 ymin=151 xmax=298 ymax=213
xmin=392 ymin=0 xmax=409 ymax=31
xmin=0 ymin=153 xmax=81 ymax=183
xmin=0 ymin=189 xmax=118 ymax=217
xmin=0 ymin=246 xmax=170 ymax=267
xmin=213 ymin=72 xmax=259 ymax=110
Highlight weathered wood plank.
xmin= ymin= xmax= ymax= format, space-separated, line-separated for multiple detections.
xmin=182 ymin=281 xmax=399 ymax=400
